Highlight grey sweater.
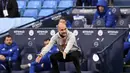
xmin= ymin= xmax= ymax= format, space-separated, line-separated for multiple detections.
xmin=40 ymin=30 xmax=80 ymax=56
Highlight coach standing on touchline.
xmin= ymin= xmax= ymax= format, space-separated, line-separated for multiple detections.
xmin=36 ymin=22 xmax=82 ymax=73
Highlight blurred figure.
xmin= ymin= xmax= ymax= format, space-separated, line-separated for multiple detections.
xmin=124 ymin=34 xmax=130 ymax=64
xmin=58 ymin=16 xmax=72 ymax=28
xmin=0 ymin=35 xmax=19 ymax=71
xmin=0 ymin=0 xmax=20 ymax=17
xmin=20 ymin=38 xmax=58 ymax=73
xmin=92 ymin=0 xmax=116 ymax=27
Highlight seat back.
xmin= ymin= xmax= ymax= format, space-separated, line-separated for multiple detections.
xmin=17 ymin=1 xmax=26 ymax=9
xmin=38 ymin=9 xmax=54 ymax=17
xmin=58 ymin=0 xmax=73 ymax=8
xmin=27 ymin=1 xmax=41 ymax=8
xmin=93 ymin=18 xmax=105 ymax=27
xmin=42 ymin=1 xmax=57 ymax=8
xmin=23 ymin=9 xmax=38 ymax=18
xmin=21 ymin=47 xmax=37 ymax=64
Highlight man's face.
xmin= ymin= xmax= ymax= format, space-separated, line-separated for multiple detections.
xmin=58 ymin=25 xmax=67 ymax=38
xmin=98 ymin=6 xmax=104 ymax=13
xmin=4 ymin=37 xmax=13 ymax=45
xmin=59 ymin=19 xmax=66 ymax=24
xmin=44 ymin=40 xmax=50 ymax=46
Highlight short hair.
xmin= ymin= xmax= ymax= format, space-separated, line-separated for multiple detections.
xmin=44 ymin=38 xmax=50 ymax=42
xmin=3 ymin=35 xmax=12 ymax=41
xmin=59 ymin=16 xmax=67 ymax=21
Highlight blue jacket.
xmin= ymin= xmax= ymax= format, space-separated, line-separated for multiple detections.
xmin=124 ymin=35 xmax=130 ymax=50
xmin=124 ymin=35 xmax=130 ymax=62
xmin=92 ymin=0 xmax=116 ymax=27
xmin=0 ymin=42 xmax=19 ymax=63
xmin=66 ymin=20 xmax=72 ymax=29
xmin=39 ymin=45 xmax=58 ymax=63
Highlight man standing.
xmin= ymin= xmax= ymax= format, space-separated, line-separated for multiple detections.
xmin=0 ymin=35 xmax=19 ymax=71
xmin=36 ymin=23 xmax=81 ymax=73
xmin=0 ymin=0 xmax=20 ymax=17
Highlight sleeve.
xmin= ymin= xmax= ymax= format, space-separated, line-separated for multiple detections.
xmin=6 ymin=46 xmax=19 ymax=62
xmin=40 ymin=35 xmax=57 ymax=56
xmin=64 ymin=34 xmax=76 ymax=54
xmin=92 ymin=12 xmax=98 ymax=25
xmin=1 ymin=46 xmax=18 ymax=55
xmin=124 ymin=42 xmax=130 ymax=51
xmin=49 ymin=45 xmax=58 ymax=54
xmin=106 ymin=10 xmax=115 ymax=27
xmin=8 ymin=0 xmax=20 ymax=17
xmin=0 ymin=50 xmax=9 ymax=55
xmin=0 ymin=44 xmax=10 ymax=55
xmin=0 ymin=44 xmax=3 ymax=54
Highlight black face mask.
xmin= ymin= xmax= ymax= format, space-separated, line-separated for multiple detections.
xmin=59 ymin=33 xmax=65 ymax=38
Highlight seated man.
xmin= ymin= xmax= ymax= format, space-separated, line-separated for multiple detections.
xmin=20 ymin=38 xmax=59 ymax=73
xmin=92 ymin=0 xmax=116 ymax=27
xmin=0 ymin=35 xmax=19 ymax=71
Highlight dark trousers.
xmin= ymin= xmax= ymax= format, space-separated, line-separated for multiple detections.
xmin=50 ymin=51 xmax=81 ymax=73
xmin=0 ymin=61 xmax=11 ymax=73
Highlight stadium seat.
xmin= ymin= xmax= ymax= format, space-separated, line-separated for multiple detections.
xmin=38 ymin=9 xmax=54 ymax=17
xmin=42 ymin=0 xmax=57 ymax=8
xmin=17 ymin=0 xmax=26 ymax=9
xmin=114 ymin=0 xmax=130 ymax=6
xmin=72 ymin=19 xmax=85 ymax=28
xmin=93 ymin=18 xmax=105 ymax=27
xmin=58 ymin=0 xmax=73 ymax=8
xmin=20 ymin=47 xmax=37 ymax=65
xmin=116 ymin=18 xmax=129 ymax=27
xmin=27 ymin=1 xmax=41 ymax=8
xmin=23 ymin=9 xmax=38 ymax=18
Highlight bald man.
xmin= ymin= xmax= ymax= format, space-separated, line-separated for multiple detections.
xmin=36 ymin=23 xmax=81 ymax=73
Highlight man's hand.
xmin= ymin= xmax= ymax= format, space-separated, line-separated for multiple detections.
xmin=0 ymin=55 xmax=6 ymax=61
xmin=62 ymin=52 xmax=66 ymax=59
xmin=36 ymin=54 xmax=42 ymax=63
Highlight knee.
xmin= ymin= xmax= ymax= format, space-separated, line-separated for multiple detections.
xmin=71 ymin=56 xmax=79 ymax=60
